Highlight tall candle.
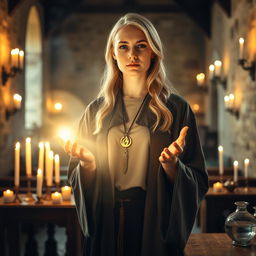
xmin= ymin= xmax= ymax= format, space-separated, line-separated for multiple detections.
xmin=244 ymin=158 xmax=249 ymax=179
xmin=46 ymin=151 xmax=53 ymax=186
xmin=37 ymin=169 xmax=43 ymax=198
xmin=233 ymin=160 xmax=239 ymax=182
xmin=13 ymin=94 xmax=22 ymax=109
xmin=224 ymin=95 xmax=230 ymax=109
xmin=38 ymin=142 xmax=44 ymax=175
xmin=45 ymin=142 xmax=50 ymax=185
xmin=54 ymin=154 xmax=60 ymax=184
xmin=214 ymin=60 xmax=222 ymax=77
xmin=11 ymin=48 xmax=19 ymax=67
xmin=209 ymin=64 xmax=215 ymax=80
xmin=218 ymin=145 xmax=224 ymax=176
xmin=14 ymin=142 xmax=20 ymax=187
xmin=18 ymin=50 xmax=24 ymax=69
xmin=25 ymin=137 xmax=32 ymax=177
xmin=229 ymin=94 xmax=235 ymax=109
xmin=239 ymin=37 xmax=244 ymax=59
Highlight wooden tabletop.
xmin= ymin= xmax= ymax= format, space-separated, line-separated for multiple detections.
xmin=207 ymin=187 xmax=256 ymax=196
xmin=185 ymin=233 xmax=256 ymax=256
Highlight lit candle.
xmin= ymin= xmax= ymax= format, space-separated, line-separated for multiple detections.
xmin=13 ymin=94 xmax=22 ymax=109
xmin=213 ymin=182 xmax=223 ymax=192
xmin=11 ymin=48 xmax=19 ymax=67
xmin=3 ymin=189 xmax=14 ymax=203
xmin=51 ymin=191 xmax=62 ymax=204
xmin=18 ymin=50 xmax=24 ymax=69
xmin=46 ymin=150 xmax=53 ymax=186
xmin=54 ymin=102 xmax=63 ymax=112
xmin=233 ymin=160 xmax=239 ymax=182
xmin=196 ymin=73 xmax=205 ymax=86
xmin=218 ymin=145 xmax=224 ymax=176
xmin=244 ymin=158 xmax=249 ymax=179
xmin=14 ymin=142 xmax=20 ymax=187
xmin=38 ymin=142 xmax=44 ymax=175
xmin=37 ymin=169 xmax=43 ymax=198
xmin=25 ymin=137 xmax=32 ymax=177
xmin=45 ymin=142 xmax=50 ymax=185
xmin=209 ymin=64 xmax=215 ymax=80
xmin=54 ymin=154 xmax=60 ymax=184
xmin=224 ymin=95 xmax=230 ymax=109
xmin=229 ymin=94 xmax=235 ymax=109
xmin=214 ymin=60 xmax=222 ymax=77
xmin=239 ymin=37 xmax=244 ymax=60
xmin=61 ymin=186 xmax=71 ymax=201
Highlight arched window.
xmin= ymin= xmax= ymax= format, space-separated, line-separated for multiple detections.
xmin=25 ymin=6 xmax=43 ymax=130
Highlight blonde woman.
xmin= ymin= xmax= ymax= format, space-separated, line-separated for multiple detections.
xmin=65 ymin=13 xmax=208 ymax=256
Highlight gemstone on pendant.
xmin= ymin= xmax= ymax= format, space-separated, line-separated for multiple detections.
xmin=120 ymin=135 xmax=132 ymax=148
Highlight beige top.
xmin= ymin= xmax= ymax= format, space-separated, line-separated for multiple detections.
xmin=107 ymin=96 xmax=150 ymax=191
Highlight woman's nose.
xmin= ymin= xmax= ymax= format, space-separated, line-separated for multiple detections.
xmin=129 ymin=48 xmax=138 ymax=60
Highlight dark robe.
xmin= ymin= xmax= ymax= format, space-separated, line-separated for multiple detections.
xmin=68 ymin=92 xmax=209 ymax=256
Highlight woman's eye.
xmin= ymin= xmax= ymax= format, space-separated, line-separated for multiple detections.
xmin=137 ymin=44 xmax=147 ymax=49
xmin=119 ymin=45 xmax=128 ymax=50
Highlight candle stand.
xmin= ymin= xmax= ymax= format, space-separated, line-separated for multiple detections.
xmin=24 ymin=176 xmax=35 ymax=202
xmin=44 ymin=186 xmax=52 ymax=201
xmin=35 ymin=195 xmax=43 ymax=204
xmin=55 ymin=182 xmax=60 ymax=192
xmin=14 ymin=185 xmax=22 ymax=203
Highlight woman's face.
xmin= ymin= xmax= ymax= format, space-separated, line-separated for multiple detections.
xmin=112 ymin=25 xmax=154 ymax=77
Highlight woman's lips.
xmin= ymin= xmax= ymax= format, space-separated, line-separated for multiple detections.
xmin=126 ymin=63 xmax=140 ymax=67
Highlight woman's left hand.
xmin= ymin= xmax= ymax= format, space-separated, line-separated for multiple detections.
xmin=159 ymin=126 xmax=189 ymax=178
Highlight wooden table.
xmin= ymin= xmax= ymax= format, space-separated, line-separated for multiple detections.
xmin=200 ymin=187 xmax=256 ymax=233
xmin=0 ymin=195 xmax=83 ymax=256
xmin=185 ymin=233 xmax=256 ymax=256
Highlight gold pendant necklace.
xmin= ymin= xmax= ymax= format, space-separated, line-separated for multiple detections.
xmin=120 ymin=134 xmax=132 ymax=148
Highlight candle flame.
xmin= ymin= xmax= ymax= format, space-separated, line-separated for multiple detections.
xmin=37 ymin=169 xmax=42 ymax=175
xmin=54 ymin=154 xmax=59 ymax=161
xmin=15 ymin=142 xmax=20 ymax=149
xmin=234 ymin=160 xmax=239 ymax=166
xmin=239 ymin=37 xmax=244 ymax=45
xmin=244 ymin=158 xmax=250 ymax=164
xmin=196 ymin=73 xmax=205 ymax=81
xmin=224 ymin=95 xmax=229 ymax=103
xmin=54 ymin=102 xmax=63 ymax=111
xmin=13 ymin=93 xmax=22 ymax=102
xmin=58 ymin=127 xmax=72 ymax=142
xmin=39 ymin=141 xmax=44 ymax=148
xmin=218 ymin=145 xmax=223 ymax=152
xmin=19 ymin=50 xmax=24 ymax=57
xmin=214 ymin=60 xmax=222 ymax=67
xmin=209 ymin=64 xmax=215 ymax=71
xmin=26 ymin=137 xmax=31 ymax=143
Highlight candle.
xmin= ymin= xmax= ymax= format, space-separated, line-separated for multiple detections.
xmin=37 ymin=169 xmax=43 ymax=198
xmin=18 ymin=50 xmax=24 ymax=69
xmin=239 ymin=37 xmax=244 ymax=59
xmin=244 ymin=158 xmax=249 ymax=179
xmin=61 ymin=186 xmax=71 ymax=201
xmin=224 ymin=95 xmax=230 ymax=109
xmin=214 ymin=60 xmax=222 ymax=77
xmin=13 ymin=94 xmax=22 ymax=109
xmin=45 ymin=142 xmax=50 ymax=185
xmin=46 ymin=151 xmax=53 ymax=186
xmin=229 ymin=94 xmax=235 ymax=109
xmin=3 ymin=189 xmax=15 ymax=203
xmin=209 ymin=64 xmax=215 ymax=80
xmin=11 ymin=48 xmax=19 ymax=67
xmin=25 ymin=137 xmax=32 ymax=177
xmin=234 ymin=160 xmax=239 ymax=182
xmin=51 ymin=192 xmax=62 ymax=204
xmin=14 ymin=142 xmax=20 ymax=187
xmin=213 ymin=182 xmax=223 ymax=192
xmin=54 ymin=154 xmax=60 ymax=184
xmin=196 ymin=73 xmax=205 ymax=86
xmin=38 ymin=142 xmax=44 ymax=175
xmin=218 ymin=145 xmax=224 ymax=176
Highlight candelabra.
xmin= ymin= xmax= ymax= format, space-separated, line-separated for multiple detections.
xmin=24 ymin=175 xmax=35 ymax=202
xmin=238 ymin=59 xmax=256 ymax=81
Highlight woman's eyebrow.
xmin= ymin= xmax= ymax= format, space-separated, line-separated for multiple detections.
xmin=118 ymin=39 xmax=147 ymax=44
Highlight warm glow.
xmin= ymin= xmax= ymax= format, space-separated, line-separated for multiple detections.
xmin=54 ymin=102 xmax=63 ymax=111
xmin=244 ymin=158 xmax=250 ymax=165
xmin=229 ymin=93 xmax=235 ymax=101
xmin=19 ymin=50 xmax=24 ymax=57
xmin=13 ymin=94 xmax=22 ymax=109
xmin=15 ymin=142 xmax=20 ymax=149
xmin=26 ymin=137 xmax=31 ymax=143
xmin=239 ymin=37 xmax=245 ymax=45
xmin=209 ymin=64 xmax=215 ymax=71
xmin=196 ymin=73 xmax=205 ymax=86
xmin=234 ymin=160 xmax=238 ymax=167
xmin=192 ymin=104 xmax=200 ymax=112
xmin=214 ymin=60 xmax=222 ymax=67
xmin=218 ymin=145 xmax=223 ymax=152
xmin=37 ymin=169 xmax=42 ymax=175
xmin=224 ymin=95 xmax=229 ymax=102
xmin=58 ymin=127 xmax=72 ymax=142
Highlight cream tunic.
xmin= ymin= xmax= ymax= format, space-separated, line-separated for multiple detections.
xmin=107 ymin=97 xmax=150 ymax=191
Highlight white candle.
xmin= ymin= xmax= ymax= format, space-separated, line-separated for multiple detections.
xmin=51 ymin=192 xmax=62 ymax=204
xmin=234 ymin=160 xmax=239 ymax=182
xmin=213 ymin=182 xmax=223 ymax=192
xmin=244 ymin=158 xmax=249 ymax=179
xmin=25 ymin=137 xmax=32 ymax=177
xmin=209 ymin=64 xmax=215 ymax=80
xmin=61 ymin=186 xmax=71 ymax=201
xmin=18 ymin=50 xmax=24 ymax=69
xmin=37 ymin=169 xmax=43 ymax=198
xmin=196 ymin=73 xmax=205 ymax=86
xmin=14 ymin=142 xmax=20 ymax=187
xmin=38 ymin=142 xmax=44 ymax=175
xmin=46 ymin=151 xmax=53 ymax=186
xmin=13 ymin=94 xmax=22 ymax=109
xmin=45 ymin=142 xmax=50 ymax=185
xmin=218 ymin=145 xmax=224 ymax=176
xmin=54 ymin=154 xmax=60 ymax=184
xmin=11 ymin=48 xmax=19 ymax=67
xmin=3 ymin=189 xmax=14 ymax=203
xmin=214 ymin=60 xmax=222 ymax=77
xmin=239 ymin=37 xmax=244 ymax=59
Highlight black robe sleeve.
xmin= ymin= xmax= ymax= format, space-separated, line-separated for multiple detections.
xmin=158 ymin=100 xmax=208 ymax=251
xmin=67 ymin=103 xmax=97 ymax=237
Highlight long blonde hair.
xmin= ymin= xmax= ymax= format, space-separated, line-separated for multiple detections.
xmin=94 ymin=13 xmax=174 ymax=134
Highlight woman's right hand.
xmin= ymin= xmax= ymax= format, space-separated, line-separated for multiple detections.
xmin=64 ymin=140 xmax=96 ymax=172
